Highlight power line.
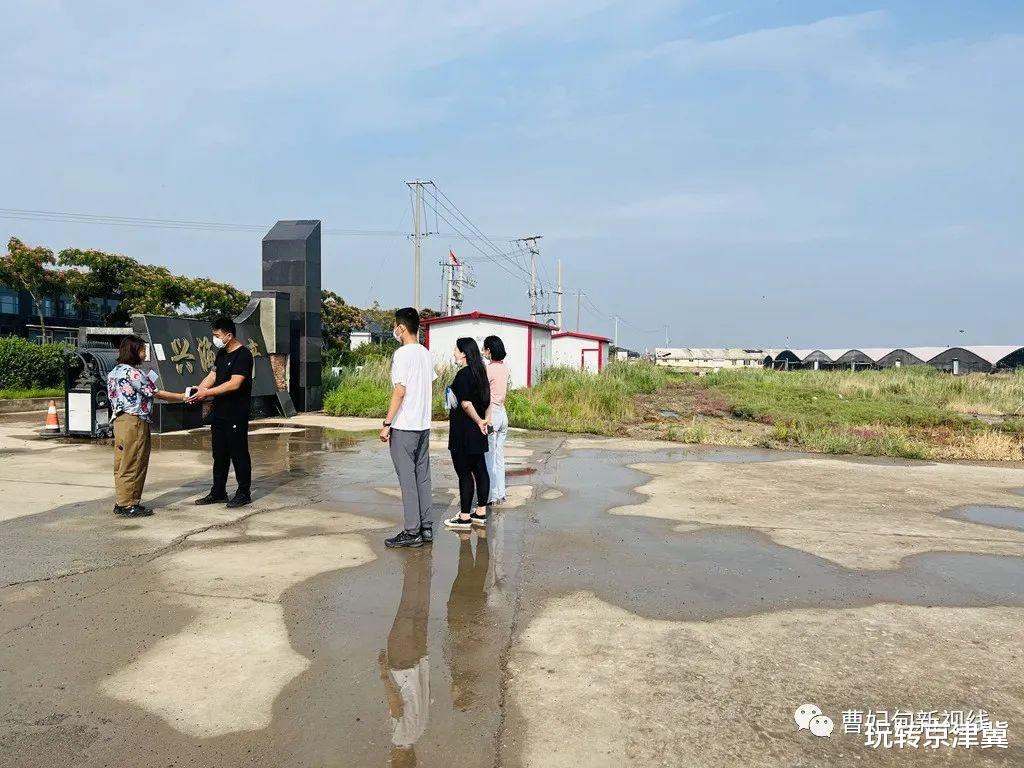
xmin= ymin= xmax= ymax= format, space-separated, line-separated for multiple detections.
xmin=424 ymin=193 xmax=534 ymax=276
xmin=419 ymin=191 xmax=535 ymax=284
xmin=432 ymin=187 xmax=525 ymax=270
xmin=423 ymin=203 xmax=526 ymax=284
xmin=0 ymin=207 xmax=510 ymax=240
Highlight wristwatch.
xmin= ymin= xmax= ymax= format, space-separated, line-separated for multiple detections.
xmin=382 ymin=421 xmax=392 ymax=427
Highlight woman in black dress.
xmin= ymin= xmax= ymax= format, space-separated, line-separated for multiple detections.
xmin=443 ymin=337 xmax=491 ymax=530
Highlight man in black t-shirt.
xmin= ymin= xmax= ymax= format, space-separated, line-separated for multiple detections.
xmin=188 ymin=316 xmax=254 ymax=508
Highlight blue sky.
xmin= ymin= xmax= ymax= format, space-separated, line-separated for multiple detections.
xmin=2 ymin=1 xmax=1021 ymax=350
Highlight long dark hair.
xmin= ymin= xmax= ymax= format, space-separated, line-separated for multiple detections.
xmin=457 ymin=337 xmax=490 ymax=408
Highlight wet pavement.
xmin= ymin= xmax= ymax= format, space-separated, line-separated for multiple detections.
xmin=1 ymin=414 xmax=1023 ymax=767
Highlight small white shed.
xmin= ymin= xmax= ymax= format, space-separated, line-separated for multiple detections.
xmin=422 ymin=311 xmax=555 ymax=388
xmin=349 ymin=330 xmax=371 ymax=350
xmin=552 ymin=331 xmax=612 ymax=373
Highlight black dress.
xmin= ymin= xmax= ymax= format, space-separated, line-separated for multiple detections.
xmin=447 ymin=366 xmax=490 ymax=454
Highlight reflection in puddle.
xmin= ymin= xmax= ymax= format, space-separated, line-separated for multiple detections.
xmin=381 ymin=549 xmax=432 ymax=766
xmin=447 ymin=531 xmax=490 ymax=710
xmin=950 ymin=505 xmax=1024 ymax=533
xmin=506 ymin=466 xmax=536 ymax=477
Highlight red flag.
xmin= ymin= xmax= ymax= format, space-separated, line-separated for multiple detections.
xmin=449 ymin=249 xmax=460 ymax=266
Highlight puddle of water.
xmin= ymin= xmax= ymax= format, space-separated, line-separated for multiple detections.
xmin=950 ymin=505 xmax=1024 ymax=533
xmin=657 ymin=409 xmax=679 ymax=419
xmin=528 ymin=449 xmax=1024 ymax=622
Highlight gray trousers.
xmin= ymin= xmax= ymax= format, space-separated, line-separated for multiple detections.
xmin=389 ymin=428 xmax=433 ymax=532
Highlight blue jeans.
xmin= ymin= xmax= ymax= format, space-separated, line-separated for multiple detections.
xmin=485 ymin=405 xmax=507 ymax=502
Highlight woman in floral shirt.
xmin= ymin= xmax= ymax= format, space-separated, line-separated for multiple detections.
xmin=106 ymin=336 xmax=187 ymax=518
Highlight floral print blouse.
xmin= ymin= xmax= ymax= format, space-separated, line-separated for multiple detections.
xmin=107 ymin=363 xmax=157 ymax=421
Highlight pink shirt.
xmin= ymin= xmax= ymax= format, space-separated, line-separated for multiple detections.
xmin=487 ymin=360 xmax=510 ymax=407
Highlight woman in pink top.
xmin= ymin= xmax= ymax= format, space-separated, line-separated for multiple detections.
xmin=483 ymin=336 xmax=511 ymax=504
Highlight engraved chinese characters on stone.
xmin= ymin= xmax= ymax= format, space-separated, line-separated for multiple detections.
xmin=246 ymin=338 xmax=262 ymax=382
xmin=170 ymin=338 xmax=196 ymax=375
xmin=197 ymin=336 xmax=216 ymax=373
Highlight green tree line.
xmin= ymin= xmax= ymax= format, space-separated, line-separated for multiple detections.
xmin=0 ymin=236 xmax=436 ymax=348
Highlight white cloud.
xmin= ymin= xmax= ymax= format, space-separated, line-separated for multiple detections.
xmin=0 ymin=0 xmax=623 ymax=134
xmin=643 ymin=11 xmax=916 ymax=87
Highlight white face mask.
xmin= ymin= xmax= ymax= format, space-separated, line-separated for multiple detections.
xmin=393 ymin=327 xmax=402 ymax=342
xmin=213 ymin=335 xmax=227 ymax=349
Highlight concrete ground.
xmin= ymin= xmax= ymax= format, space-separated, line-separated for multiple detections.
xmin=1 ymin=411 xmax=1023 ymax=767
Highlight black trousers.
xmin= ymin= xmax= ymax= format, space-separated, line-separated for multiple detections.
xmin=450 ymin=450 xmax=489 ymax=516
xmin=211 ymin=419 xmax=251 ymax=496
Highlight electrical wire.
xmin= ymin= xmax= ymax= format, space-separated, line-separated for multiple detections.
xmin=0 ymin=207 xmax=507 ymax=240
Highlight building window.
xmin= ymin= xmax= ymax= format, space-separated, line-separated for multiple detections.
xmin=59 ymin=295 xmax=79 ymax=318
xmin=0 ymin=288 xmax=18 ymax=315
xmin=33 ymin=297 xmax=56 ymax=317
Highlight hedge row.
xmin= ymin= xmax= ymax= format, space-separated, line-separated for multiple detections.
xmin=0 ymin=336 xmax=68 ymax=390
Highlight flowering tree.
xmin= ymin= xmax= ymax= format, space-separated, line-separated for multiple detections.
xmin=0 ymin=238 xmax=67 ymax=341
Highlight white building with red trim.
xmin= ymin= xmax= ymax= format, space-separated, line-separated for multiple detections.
xmin=552 ymin=331 xmax=612 ymax=373
xmin=421 ymin=311 xmax=555 ymax=388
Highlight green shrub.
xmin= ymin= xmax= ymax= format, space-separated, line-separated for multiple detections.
xmin=322 ymin=356 xmax=454 ymax=418
xmin=505 ymin=362 xmax=667 ymax=434
xmin=0 ymin=337 xmax=68 ymax=390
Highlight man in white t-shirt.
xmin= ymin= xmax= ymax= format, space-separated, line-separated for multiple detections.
xmin=380 ymin=307 xmax=437 ymax=548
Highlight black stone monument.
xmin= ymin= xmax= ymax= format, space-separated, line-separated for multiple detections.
xmin=131 ymin=312 xmax=280 ymax=433
xmin=262 ymin=220 xmax=322 ymax=411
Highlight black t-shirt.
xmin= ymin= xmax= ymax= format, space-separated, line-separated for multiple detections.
xmin=447 ymin=366 xmax=490 ymax=454
xmin=212 ymin=344 xmax=254 ymax=424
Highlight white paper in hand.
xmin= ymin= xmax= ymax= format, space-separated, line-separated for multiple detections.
xmin=147 ymin=369 xmax=159 ymax=384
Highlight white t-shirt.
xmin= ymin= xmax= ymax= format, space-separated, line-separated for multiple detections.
xmin=391 ymin=343 xmax=437 ymax=431
xmin=390 ymin=657 xmax=430 ymax=748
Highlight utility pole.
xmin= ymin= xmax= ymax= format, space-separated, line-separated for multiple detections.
xmin=556 ymin=258 xmax=563 ymax=329
xmin=614 ymin=315 xmax=619 ymax=348
xmin=404 ymin=179 xmax=435 ymax=309
xmin=664 ymin=325 xmax=669 ymax=346
xmin=514 ymin=235 xmax=543 ymax=320
xmin=413 ymin=180 xmax=421 ymax=309
xmin=576 ymin=289 xmax=582 ymax=332
xmin=440 ymin=250 xmax=473 ymax=316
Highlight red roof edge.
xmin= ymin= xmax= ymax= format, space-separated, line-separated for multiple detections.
xmin=421 ymin=310 xmax=557 ymax=331
xmin=552 ymin=331 xmax=613 ymax=343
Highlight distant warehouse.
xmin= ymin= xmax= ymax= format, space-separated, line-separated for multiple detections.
xmin=767 ymin=346 xmax=1024 ymax=374
xmin=655 ymin=348 xmax=778 ymax=373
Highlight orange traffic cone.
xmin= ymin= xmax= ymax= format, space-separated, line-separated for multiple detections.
xmin=42 ymin=399 xmax=61 ymax=434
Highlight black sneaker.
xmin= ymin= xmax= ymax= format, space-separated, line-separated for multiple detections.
xmin=226 ymin=492 xmax=252 ymax=508
xmin=112 ymin=504 xmax=128 ymax=516
xmin=420 ymin=527 xmax=433 ymax=544
xmin=194 ymin=493 xmax=229 ymax=506
xmin=385 ymin=530 xmax=424 ymax=548
xmin=117 ymin=504 xmax=154 ymax=518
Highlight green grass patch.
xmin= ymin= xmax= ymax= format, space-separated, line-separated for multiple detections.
xmin=703 ymin=366 xmax=982 ymax=430
xmin=506 ymin=362 xmax=669 ymax=434
xmin=0 ymin=387 xmax=63 ymax=400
